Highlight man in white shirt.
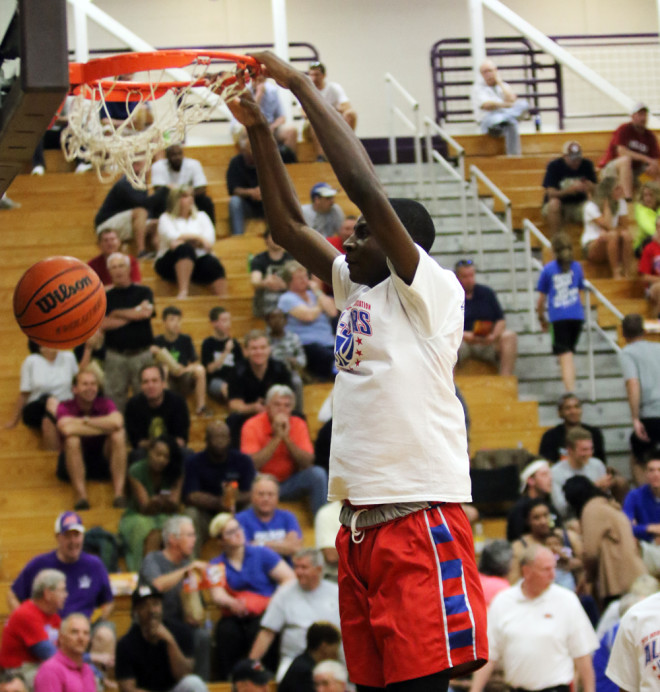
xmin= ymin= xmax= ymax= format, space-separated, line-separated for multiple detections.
xmin=472 ymin=59 xmax=529 ymax=155
xmin=470 ymin=545 xmax=598 ymax=692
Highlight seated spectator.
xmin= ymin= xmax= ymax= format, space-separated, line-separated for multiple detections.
xmin=265 ymin=309 xmax=306 ymax=410
xmin=582 ymin=176 xmax=632 ymax=278
xmin=56 ymin=368 xmax=127 ymax=510
xmin=208 ymin=513 xmax=295 ymax=680
xmin=595 ymin=573 xmax=659 ymax=640
xmin=94 ymin=161 xmax=157 ymax=257
xmin=183 ymin=421 xmax=255 ymax=554
xmin=249 ymin=229 xmax=292 ymax=318
xmin=471 ymin=59 xmax=529 ymax=155
xmin=99 ymin=85 xmax=153 ymax=132
xmin=564 ymin=476 xmax=647 ymax=606
xmin=637 ymin=216 xmax=660 ymax=317
xmin=8 ymin=511 xmax=114 ymax=622
xmin=454 ymin=259 xmax=517 ymax=376
xmin=542 ymin=141 xmax=597 ymax=237
xmin=0 ymin=672 xmax=28 ymax=692
xmin=0 ymin=569 xmax=66 ymax=684
xmin=312 ymin=660 xmax=348 ymax=692
xmin=236 ymin=474 xmax=303 ymax=562
xmin=539 ymin=392 xmax=607 ymax=464
xmin=551 ymin=426 xmax=610 ymax=518
xmin=599 ymin=103 xmax=660 ymax=200
xmin=623 ymin=447 xmax=660 ymax=576
xmin=88 ymin=228 xmax=141 ymax=287
xmin=119 ymin=435 xmax=184 ymax=571
xmin=151 ymin=144 xmax=216 ymax=224
xmin=226 ymin=131 xmax=264 ymax=236
xmin=155 ymin=186 xmax=226 ymax=299
xmin=102 ymin=252 xmax=156 ymax=413
xmin=278 ymin=262 xmax=337 ymax=380
xmin=124 ymin=363 xmax=190 ymax=460
xmin=536 ymin=232 xmax=585 ymax=392
xmin=279 ymin=622 xmax=342 ymax=692
xmin=33 ymin=613 xmax=96 ymax=692
xmin=633 ymin=182 xmax=660 ymax=256
xmin=477 ymin=540 xmax=513 ymax=607
xmin=5 ymin=342 xmax=78 ymax=451
xmin=301 ymin=183 xmax=345 ymax=238
xmin=241 ymin=385 xmax=328 ymax=516
xmin=304 ymin=62 xmax=357 ymax=162
xmin=115 ymin=581 xmax=207 ymax=692
xmin=152 ymin=305 xmax=210 ymax=417
xmin=201 ymin=307 xmax=245 ymax=404
xmin=249 ymin=548 xmax=341 ymax=681
xmin=230 ymin=659 xmax=273 ymax=692
xmin=326 ymin=215 xmax=355 ymax=254
xmin=314 ymin=500 xmax=341 ymax=581
xmin=140 ymin=516 xmax=211 ymax=681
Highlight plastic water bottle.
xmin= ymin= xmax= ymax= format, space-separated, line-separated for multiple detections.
xmin=534 ymin=114 xmax=542 ymax=132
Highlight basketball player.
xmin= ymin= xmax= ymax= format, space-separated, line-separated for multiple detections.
xmin=228 ymin=52 xmax=487 ymax=692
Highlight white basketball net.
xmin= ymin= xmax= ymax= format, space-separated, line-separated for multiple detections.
xmin=62 ymin=62 xmax=247 ymax=189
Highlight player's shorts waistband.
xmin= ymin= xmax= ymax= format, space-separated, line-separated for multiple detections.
xmin=511 ymin=686 xmax=570 ymax=692
xmin=339 ymin=501 xmax=434 ymax=530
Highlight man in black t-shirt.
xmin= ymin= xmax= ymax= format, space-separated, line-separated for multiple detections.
xmin=102 ymin=253 xmax=155 ymax=413
xmin=226 ymin=131 xmax=265 ymax=236
xmin=200 ymin=307 xmax=245 ymax=403
xmin=249 ymin=229 xmax=292 ymax=317
xmin=115 ymin=581 xmax=207 ymax=692
xmin=541 ymin=141 xmax=597 ymax=236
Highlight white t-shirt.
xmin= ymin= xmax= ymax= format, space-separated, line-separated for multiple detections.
xmin=550 ymin=457 xmax=607 ymax=518
xmin=488 ymin=583 xmax=599 ymax=689
xmin=471 ymin=80 xmax=510 ymax=122
xmin=329 ymin=248 xmax=470 ymax=504
xmin=156 ymin=211 xmax=216 ymax=259
xmin=581 ymin=198 xmax=628 ymax=247
xmin=150 ymin=157 xmax=207 ymax=189
xmin=319 ymin=81 xmax=349 ymax=110
xmin=19 ymin=351 xmax=78 ymax=403
xmin=606 ymin=592 xmax=660 ymax=691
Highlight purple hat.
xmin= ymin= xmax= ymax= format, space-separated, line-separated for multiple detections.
xmin=54 ymin=511 xmax=85 ymax=534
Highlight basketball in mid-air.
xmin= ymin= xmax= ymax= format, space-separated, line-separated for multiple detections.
xmin=13 ymin=256 xmax=106 ymax=349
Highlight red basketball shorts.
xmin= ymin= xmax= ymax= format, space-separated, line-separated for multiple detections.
xmin=336 ymin=503 xmax=488 ymax=688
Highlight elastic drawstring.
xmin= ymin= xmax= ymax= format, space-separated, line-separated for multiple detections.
xmin=350 ymin=508 xmax=368 ymax=544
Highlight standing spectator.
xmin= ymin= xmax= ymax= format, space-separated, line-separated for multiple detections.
xmin=633 ymin=181 xmax=660 ymax=256
xmin=279 ymin=622 xmax=342 ymax=692
xmin=454 ymin=259 xmax=517 ymax=376
xmin=264 ymin=309 xmax=306 ymax=410
xmin=278 ymin=262 xmax=337 ymax=380
xmin=88 ymin=228 xmax=141 ymax=287
xmin=56 ymin=369 xmax=127 ymax=510
xmin=94 ymin=162 xmax=157 ymax=257
xmin=542 ymin=141 xmax=597 ymax=236
xmin=637 ymin=215 xmax=660 ymax=316
xmin=582 ymin=176 xmax=632 ymax=278
xmin=250 ymin=229 xmax=292 ymax=318
xmin=124 ymin=363 xmax=190 ymax=459
xmin=539 ymin=392 xmax=607 ymax=464
xmin=236 ymin=474 xmax=303 ymax=561
xmin=5 ymin=343 xmax=77 ymax=451
xmin=201 ymin=307 xmax=245 ymax=404
xmin=155 ymin=186 xmax=226 ymax=299
xmin=102 ymin=252 xmax=155 ymax=413
xmin=183 ymin=421 xmax=255 ymax=554
xmin=536 ymin=232 xmax=585 ymax=392
xmin=115 ymin=581 xmax=207 ymax=692
xmin=152 ymin=306 xmax=210 ymax=417
xmin=301 ymin=183 xmax=345 ymax=238
xmin=471 ymin=59 xmax=529 ymax=156
xmin=469 ymin=546 xmax=597 ymax=692
xmin=305 ymin=62 xmax=357 ymax=162
xmin=312 ymin=661 xmax=348 ymax=692
xmin=620 ymin=313 xmax=660 ymax=472
xmin=241 ymin=385 xmax=328 ymax=516
xmin=600 ymin=103 xmax=660 ymax=200
xmin=119 ymin=435 xmax=184 ymax=571
xmin=151 ymin=144 xmax=216 ymax=223
xmin=226 ymin=131 xmax=264 ymax=236
xmin=33 ymin=614 xmax=96 ymax=692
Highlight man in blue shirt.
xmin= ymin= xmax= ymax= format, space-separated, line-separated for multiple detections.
xmin=236 ymin=474 xmax=303 ymax=563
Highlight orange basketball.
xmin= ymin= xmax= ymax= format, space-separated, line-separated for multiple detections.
xmin=13 ymin=256 xmax=106 ymax=350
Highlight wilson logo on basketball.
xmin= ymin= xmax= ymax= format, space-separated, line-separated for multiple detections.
xmin=35 ymin=276 xmax=93 ymax=314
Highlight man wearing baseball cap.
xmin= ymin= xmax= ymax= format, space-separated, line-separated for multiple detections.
xmin=542 ymin=140 xmax=597 ymax=235
xmin=231 ymin=659 xmax=272 ymax=692
xmin=301 ymin=183 xmax=345 ymax=238
xmin=7 ymin=512 xmax=114 ymax=621
xmin=600 ymin=103 xmax=660 ymax=200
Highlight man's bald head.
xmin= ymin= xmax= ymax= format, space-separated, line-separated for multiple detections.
xmin=479 ymin=59 xmax=498 ymax=86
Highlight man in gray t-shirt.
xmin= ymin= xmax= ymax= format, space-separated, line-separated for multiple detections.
xmin=301 ymin=182 xmax=345 ymax=238
xmin=620 ymin=314 xmax=660 ymax=465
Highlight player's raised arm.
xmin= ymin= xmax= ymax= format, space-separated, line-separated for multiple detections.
xmin=252 ymin=51 xmax=420 ymax=285
xmin=226 ymin=88 xmax=339 ymax=286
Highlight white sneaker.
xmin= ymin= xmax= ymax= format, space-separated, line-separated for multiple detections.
xmin=0 ymin=194 xmax=21 ymax=209
xmin=31 ymin=165 xmax=45 ymax=176
xmin=75 ymin=162 xmax=93 ymax=174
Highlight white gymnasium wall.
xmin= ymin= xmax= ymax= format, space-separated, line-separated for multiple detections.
xmin=75 ymin=0 xmax=658 ymax=140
